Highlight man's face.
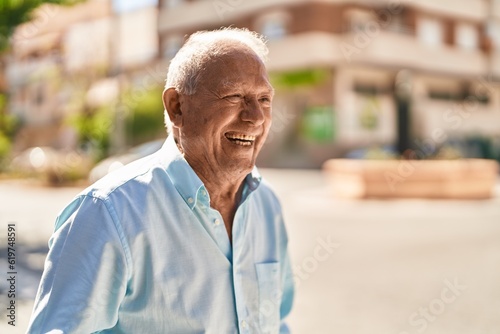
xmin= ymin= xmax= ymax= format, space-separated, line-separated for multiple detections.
xmin=176 ymin=48 xmax=273 ymax=176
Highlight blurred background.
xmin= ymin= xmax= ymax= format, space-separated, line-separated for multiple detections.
xmin=0 ymin=0 xmax=499 ymax=333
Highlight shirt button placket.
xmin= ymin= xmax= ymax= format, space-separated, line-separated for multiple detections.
xmin=233 ymin=242 xmax=250 ymax=334
xmin=240 ymin=320 xmax=249 ymax=333
xmin=233 ymin=207 xmax=250 ymax=334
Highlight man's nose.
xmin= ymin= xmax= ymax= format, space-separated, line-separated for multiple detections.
xmin=241 ymin=97 xmax=266 ymax=126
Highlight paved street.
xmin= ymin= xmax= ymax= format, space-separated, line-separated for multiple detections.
xmin=1 ymin=170 xmax=500 ymax=333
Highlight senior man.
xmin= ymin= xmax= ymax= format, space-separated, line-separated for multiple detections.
xmin=27 ymin=28 xmax=294 ymax=333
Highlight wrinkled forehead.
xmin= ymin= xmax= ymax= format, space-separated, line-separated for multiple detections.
xmin=198 ymin=45 xmax=273 ymax=91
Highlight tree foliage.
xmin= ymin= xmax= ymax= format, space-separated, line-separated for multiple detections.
xmin=123 ymin=86 xmax=166 ymax=145
xmin=68 ymin=104 xmax=114 ymax=161
xmin=0 ymin=93 xmax=19 ymax=168
xmin=0 ymin=0 xmax=83 ymax=52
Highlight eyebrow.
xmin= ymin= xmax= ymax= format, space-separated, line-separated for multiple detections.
xmin=218 ymin=80 xmax=275 ymax=95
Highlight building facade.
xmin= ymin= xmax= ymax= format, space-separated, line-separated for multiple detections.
xmin=5 ymin=0 xmax=500 ymax=167
xmin=6 ymin=0 xmax=112 ymax=150
xmin=6 ymin=0 xmax=160 ymax=152
xmin=159 ymin=0 xmax=500 ymax=167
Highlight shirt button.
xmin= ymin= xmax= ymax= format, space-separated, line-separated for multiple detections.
xmin=187 ymin=197 xmax=194 ymax=204
xmin=214 ymin=218 xmax=221 ymax=226
xmin=241 ymin=320 xmax=248 ymax=329
xmin=201 ymin=189 xmax=207 ymax=196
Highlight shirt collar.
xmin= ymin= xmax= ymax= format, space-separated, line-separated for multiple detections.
xmin=158 ymin=135 xmax=262 ymax=210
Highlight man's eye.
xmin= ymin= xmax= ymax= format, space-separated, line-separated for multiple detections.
xmin=259 ymin=96 xmax=272 ymax=105
xmin=224 ymin=95 xmax=242 ymax=103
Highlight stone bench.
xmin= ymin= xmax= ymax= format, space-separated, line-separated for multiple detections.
xmin=322 ymin=159 xmax=499 ymax=199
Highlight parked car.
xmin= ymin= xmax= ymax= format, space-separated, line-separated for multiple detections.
xmin=88 ymin=139 xmax=164 ymax=183
xmin=10 ymin=146 xmax=92 ymax=185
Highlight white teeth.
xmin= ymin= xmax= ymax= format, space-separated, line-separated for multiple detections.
xmin=226 ymin=134 xmax=256 ymax=142
xmin=225 ymin=133 xmax=255 ymax=146
xmin=232 ymin=140 xmax=252 ymax=146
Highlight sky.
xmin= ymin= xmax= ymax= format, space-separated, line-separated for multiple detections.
xmin=112 ymin=0 xmax=158 ymax=13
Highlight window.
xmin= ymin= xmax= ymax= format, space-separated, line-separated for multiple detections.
xmin=345 ymin=8 xmax=377 ymax=33
xmin=262 ymin=20 xmax=287 ymax=40
xmin=353 ymin=83 xmax=390 ymax=95
xmin=428 ymin=82 xmax=489 ymax=105
xmin=162 ymin=0 xmax=184 ymax=8
xmin=256 ymin=11 xmax=290 ymax=41
xmin=486 ymin=20 xmax=500 ymax=51
xmin=386 ymin=14 xmax=406 ymax=34
xmin=417 ymin=17 xmax=444 ymax=47
xmin=162 ymin=34 xmax=183 ymax=59
xmin=455 ymin=23 xmax=479 ymax=50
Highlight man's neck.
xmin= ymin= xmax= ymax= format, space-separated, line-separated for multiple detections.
xmin=193 ymin=164 xmax=246 ymax=211
xmin=182 ymin=151 xmax=249 ymax=244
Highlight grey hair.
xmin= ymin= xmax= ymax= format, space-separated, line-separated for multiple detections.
xmin=164 ymin=27 xmax=269 ymax=133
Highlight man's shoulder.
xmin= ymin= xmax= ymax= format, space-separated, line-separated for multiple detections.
xmin=80 ymin=152 xmax=170 ymax=201
xmin=52 ymin=152 xmax=176 ymax=234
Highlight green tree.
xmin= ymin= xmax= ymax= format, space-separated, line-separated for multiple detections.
xmin=68 ymin=104 xmax=114 ymax=161
xmin=123 ymin=87 xmax=166 ymax=146
xmin=0 ymin=0 xmax=83 ymax=52
xmin=0 ymin=93 xmax=19 ymax=168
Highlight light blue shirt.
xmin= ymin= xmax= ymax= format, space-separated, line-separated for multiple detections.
xmin=27 ymin=135 xmax=294 ymax=333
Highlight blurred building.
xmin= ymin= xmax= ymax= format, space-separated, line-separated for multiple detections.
xmin=159 ymin=0 xmax=500 ymax=167
xmin=5 ymin=0 xmax=159 ymax=151
xmin=5 ymin=0 xmax=500 ymax=166
xmin=5 ymin=0 xmax=111 ymax=150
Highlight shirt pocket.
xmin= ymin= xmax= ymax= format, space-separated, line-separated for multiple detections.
xmin=255 ymin=262 xmax=281 ymax=333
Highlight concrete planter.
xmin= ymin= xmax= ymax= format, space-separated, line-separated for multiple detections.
xmin=323 ymin=159 xmax=499 ymax=199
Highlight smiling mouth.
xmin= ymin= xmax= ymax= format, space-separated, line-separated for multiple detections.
xmin=225 ymin=133 xmax=256 ymax=146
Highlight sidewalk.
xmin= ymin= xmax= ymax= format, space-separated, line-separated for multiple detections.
xmin=262 ymin=169 xmax=500 ymax=334
xmin=1 ymin=171 xmax=499 ymax=333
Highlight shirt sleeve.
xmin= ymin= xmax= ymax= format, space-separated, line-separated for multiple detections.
xmin=27 ymin=195 xmax=130 ymax=333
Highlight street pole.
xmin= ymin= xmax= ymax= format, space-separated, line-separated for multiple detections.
xmin=394 ymin=69 xmax=413 ymax=158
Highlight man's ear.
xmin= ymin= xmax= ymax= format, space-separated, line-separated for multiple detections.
xmin=162 ymin=87 xmax=183 ymax=128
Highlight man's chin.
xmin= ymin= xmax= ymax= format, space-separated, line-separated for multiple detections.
xmin=220 ymin=143 xmax=261 ymax=174
xmin=222 ymin=156 xmax=256 ymax=175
